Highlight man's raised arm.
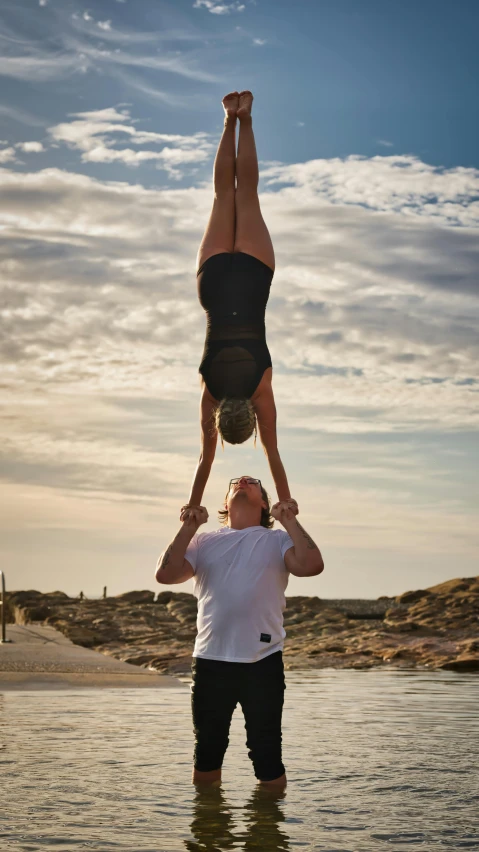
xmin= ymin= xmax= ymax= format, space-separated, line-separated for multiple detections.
xmin=272 ymin=502 xmax=324 ymax=577
xmin=156 ymin=506 xmax=208 ymax=585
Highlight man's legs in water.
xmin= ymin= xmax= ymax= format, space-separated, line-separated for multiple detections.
xmin=192 ymin=767 xmax=222 ymax=785
xmin=258 ymin=773 xmax=287 ymax=790
xmin=192 ymin=769 xmax=286 ymax=788
xmin=191 ymin=658 xmax=238 ymax=787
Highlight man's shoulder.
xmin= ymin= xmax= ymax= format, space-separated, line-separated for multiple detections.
xmin=267 ymin=527 xmax=289 ymax=537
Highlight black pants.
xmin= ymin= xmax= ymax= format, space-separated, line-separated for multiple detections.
xmin=191 ymin=651 xmax=286 ymax=782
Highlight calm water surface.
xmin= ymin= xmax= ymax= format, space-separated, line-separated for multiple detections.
xmin=1 ymin=670 xmax=478 ymax=851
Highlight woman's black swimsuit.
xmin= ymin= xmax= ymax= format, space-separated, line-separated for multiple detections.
xmin=197 ymin=251 xmax=274 ymax=400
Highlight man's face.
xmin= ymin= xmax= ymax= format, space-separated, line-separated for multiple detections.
xmin=226 ymin=476 xmax=266 ymax=513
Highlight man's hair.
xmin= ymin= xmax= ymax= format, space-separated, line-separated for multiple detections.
xmin=215 ymin=398 xmax=257 ymax=448
xmin=218 ymin=482 xmax=274 ymax=530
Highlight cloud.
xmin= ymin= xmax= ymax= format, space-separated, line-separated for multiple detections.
xmin=81 ymin=12 xmax=113 ymax=31
xmin=16 ymin=141 xmax=45 ymax=153
xmin=1 ymin=148 xmax=477 ymax=429
xmin=253 ymin=38 xmax=267 ymax=46
xmin=47 ymin=106 xmax=215 ymax=178
xmin=0 ymin=50 xmax=85 ymax=83
xmin=193 ymin=0 xmax=245 ymax=13
xmin=0 ymin=147 xmax=18 ymax=164
xmin=261 ymin=155 xmax=479 ymax=227
xmin=109 ymin=70 xmax=201 ymax=109
xmin=377 ymin=139 xmax=394 ymax=147
xmin=0 ymin=4 xmax=218 ymax=86
xmin=0 ymin=104 xmax=47 ymax=127
xmin=1 ymin=399 xmax=193 ymax=499
xmin=63 ymin=36 xmax=219 ymax=84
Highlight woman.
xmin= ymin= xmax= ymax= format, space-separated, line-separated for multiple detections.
xmin=181 ymin=91 xmax=297 ymax=522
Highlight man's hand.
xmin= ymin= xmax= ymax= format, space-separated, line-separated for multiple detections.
xmin=180 ymin=504 xmax=208 ymax=530
xmin=272 ymin=498 xmax=299 ymax=524
xmin=285 ymin=498 xmax=299 ymax=515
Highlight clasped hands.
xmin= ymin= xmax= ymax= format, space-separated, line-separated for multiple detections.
xmin=180 ymin=505 xmax=208 ymax=527
xmin=271 ymin=498 xmax=299 ymax=522
xmin=180 ymin=498 xmax=298 ymax=527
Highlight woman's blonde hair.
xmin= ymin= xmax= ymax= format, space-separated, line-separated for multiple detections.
xmin=214 ymin=397 xmax=257 ymax=449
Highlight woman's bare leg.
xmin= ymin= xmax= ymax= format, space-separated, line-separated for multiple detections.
xmin=196 ymin=93 xmax=238 ymax=273
xmin=233 ymin=91 xmax=275 ymax=272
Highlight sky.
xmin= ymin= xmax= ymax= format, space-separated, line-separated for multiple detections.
xmin=1 ymin=0 xmax=478 ymax=600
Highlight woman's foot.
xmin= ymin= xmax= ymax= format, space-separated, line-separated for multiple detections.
xmin=222 ymin=91 xmax=239 ymax=120
xmin=237 ymin=90 xmax=253 ymax=120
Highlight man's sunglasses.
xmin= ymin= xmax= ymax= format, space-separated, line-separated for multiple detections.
xmin=229 ymin=477 xmax=262 ymax=490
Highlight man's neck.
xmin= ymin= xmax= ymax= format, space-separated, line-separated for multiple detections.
xmin=227 ymin=509 xmax=262 ymax=530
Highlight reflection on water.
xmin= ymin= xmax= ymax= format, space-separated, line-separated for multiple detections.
xmin=1 ymin=670 xmax=478 ymax=851
xmin=186 ymin=785 xmax=289 ymax=851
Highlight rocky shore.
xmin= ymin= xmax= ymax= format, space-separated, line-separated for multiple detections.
xmin=5 ymin=576 xmax=478 ymax=675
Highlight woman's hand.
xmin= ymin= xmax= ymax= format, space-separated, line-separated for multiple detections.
xmin=180 ymin=504 xmax=209 ymax=529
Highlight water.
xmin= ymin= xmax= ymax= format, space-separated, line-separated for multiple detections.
xmin=1 ymin=670 xmax=478 ymax=851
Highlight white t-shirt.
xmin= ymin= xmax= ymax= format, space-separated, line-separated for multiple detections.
xmin=185 ymin=525 xmax=294 ymax=663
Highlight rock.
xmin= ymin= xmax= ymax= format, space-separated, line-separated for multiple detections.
xmin=382 ymin=649 xmax=410 ymax=662
xmin=322 ymin=644 xmax=346 ymax=653
xmin=384 ymin=606 xmax=407 ymax=619
xmin=114 ymin=590 xmax=155 ymax=604
xmin=45 ymin=591 xmax=70 ymax=599
xmin=156 ymin=591 xmax=175 ymax=605
xmin=7 ymin=590 xmax=44 ymax=602
xmin=323 ymin=598 xmax=394 ymax=618
xmin=62 ymin=626 xmax=101 ymax=647
xmin=440 ymin=657 xmax=479 ymax=672
xmin=118 ymin=652 xmax=160 ymax=667
xmin=427 ymin=577 xmax=475 ymax=595
xmin=4 ymin=577 xmax=478 ymax=673
xmin=396 ymin=589 xmax=432 ymax=605
xmin=13 ymin=604 xmax=53 ymax=624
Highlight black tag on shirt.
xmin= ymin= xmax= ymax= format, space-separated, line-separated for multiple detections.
xmin=260 ymin=633 xmax=271 ymax=643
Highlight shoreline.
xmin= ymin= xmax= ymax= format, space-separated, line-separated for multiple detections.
xmin=0 ymin=671 xmax=184 ymax=690
xmin=3 ymin=577 xmax=478 ymax=675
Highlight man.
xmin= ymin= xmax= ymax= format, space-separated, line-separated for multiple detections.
xmin=155 ymin=475 xmax=324 ymax=790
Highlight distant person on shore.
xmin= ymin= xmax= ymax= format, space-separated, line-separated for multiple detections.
xmin=155 ymin=476 xmax=324 ymax=790
xmin=183 ymin=90 xmax=297 ymax=523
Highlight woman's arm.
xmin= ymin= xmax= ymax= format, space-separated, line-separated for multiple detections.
xmin=253 ymin=382 xmax=292 ymax=502
xmin=186 ymin=386 xmax=218 ymax=507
